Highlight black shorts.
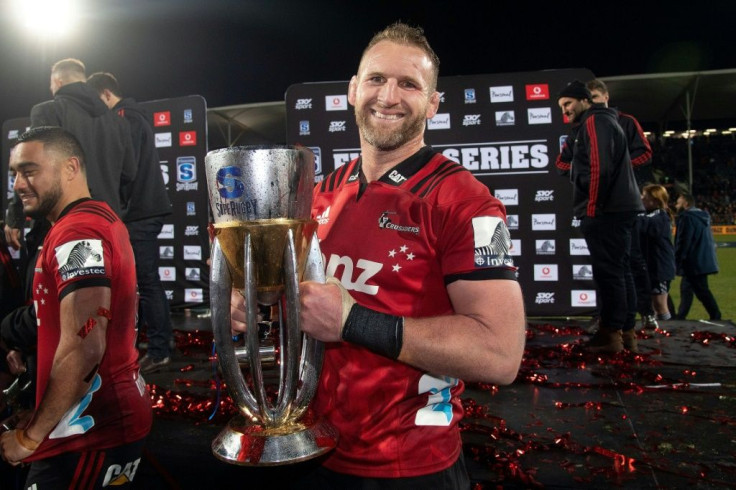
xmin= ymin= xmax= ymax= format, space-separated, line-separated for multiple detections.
xmin=651 ymin=280 xmax=670 ymax=295
xmin=24 ymin=439 xmax=146 ymax=490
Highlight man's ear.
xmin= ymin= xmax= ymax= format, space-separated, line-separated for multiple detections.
xmin=64 ymin=156 xmax=82 ymax=179
xmin=348 ymin=76 xmax=358 ymax=106
xmin=425 ymin=90 xmax=440 ymax=119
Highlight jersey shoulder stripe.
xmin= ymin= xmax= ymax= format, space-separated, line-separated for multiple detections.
xmin=69 ymin=201 xmax=119 ymax=223
xmin=319 ymin=159 xmax=356 ymax=193
xmin=410 ymin=155 xmax=469 ymax=198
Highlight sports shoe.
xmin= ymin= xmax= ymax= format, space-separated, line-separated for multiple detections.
xmin=585 ymin=328 xmax=623 ymax=354
xmin=622 ymin=330 xmax=638 ymax=353
xmin=139 ymin=355 xmax=171 ymax=374
xmin=641 ymin=315 xmax=659 ymax=333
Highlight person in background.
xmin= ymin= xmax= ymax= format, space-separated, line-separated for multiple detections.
xmin=232 ymin=22 xmax=527 ymax=488
xmin=674 ymin=192 xmax=721 ymax=320
xmin=557 ymin=80 xmax=643 ymax=353
xmin=4 ymin=58 xmax=136 ymax=251
xmin=87 ymin=71 xmax=174 ymax=373
xmin=586 ymin=79 xmax=652 ymax=185
xmin=639 ymin=184 xmax=676 ymax=325
xmin=0 ymin=127 xmax=151 ymax=488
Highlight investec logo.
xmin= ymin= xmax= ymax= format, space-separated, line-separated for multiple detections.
xmin=535 ymin=292 xmax=555 ymax=304
xmin=534 ymin=190 xmax=554 ymax=202
xmin=569 ymin=238 xmax=590 ymax=255
xmin=439 ymin=141 xmax=549 ymax=173
xmin=535 ymin=239 xmax=555 ymax=255
xmin=507 ymin=214 xmax=519 ymax=230
xmin=427 ymin=113 xmax=451 ymax=130
xmin=531 ymin=214 xmax=556 ymax=230
xmin=494 ymin=189 xmax=518 ymax=206
xmin=462 ymin=114 xmax=481 ymax=126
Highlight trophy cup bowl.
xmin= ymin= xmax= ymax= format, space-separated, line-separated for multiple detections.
xmin=205 ymin=146 xmax=337 ymax=465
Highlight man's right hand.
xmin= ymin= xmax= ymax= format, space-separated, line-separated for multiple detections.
xmin=3 ymin=225 xmax=20 ymax=250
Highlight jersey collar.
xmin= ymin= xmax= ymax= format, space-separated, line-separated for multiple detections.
xmin=353 ymin=146 xmax=435 ymax=187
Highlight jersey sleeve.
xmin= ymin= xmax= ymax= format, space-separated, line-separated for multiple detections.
xmin=45 ymin=223 xmax=113 ymax=301
xmin=435 ymin=176 xmax=517 ymax=283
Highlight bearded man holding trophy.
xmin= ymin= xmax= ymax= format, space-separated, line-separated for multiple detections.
xmin=218 ymin=22 xmax=526 ymax=489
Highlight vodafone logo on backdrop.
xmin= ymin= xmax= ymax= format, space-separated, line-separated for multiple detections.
xmin=525 ymin=84 xmax=550 ymax=100
xmin=179 ymin=131 xmax=197 ymax=146
xmin=572 ymin=290 xmax=597 ymax=307
xmin=153 ymin=111 xmax=171 ymax=126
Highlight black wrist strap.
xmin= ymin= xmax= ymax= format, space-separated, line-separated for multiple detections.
xmin=341 ymin=304 xmax=404 ymax=359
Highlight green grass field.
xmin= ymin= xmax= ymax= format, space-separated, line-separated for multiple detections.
xmin=668 ymin=234 xmax=735 ymax=321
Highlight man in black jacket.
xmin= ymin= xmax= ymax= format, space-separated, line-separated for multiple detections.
xmin=557 ymin=80 xmax=644 ymax=353
xmin=4 ymin=58 xmax=136 ymax=249
xmin=87 ymin=72 xmax=174 ymax=372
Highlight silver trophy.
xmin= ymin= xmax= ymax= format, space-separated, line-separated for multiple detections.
xmin=205 ymin=146 xmax=337 ymax=465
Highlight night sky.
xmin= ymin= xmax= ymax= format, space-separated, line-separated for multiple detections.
xmin=1 ymin=0 xmax=734 ymax=126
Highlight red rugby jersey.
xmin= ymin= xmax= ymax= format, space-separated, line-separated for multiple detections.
xmin=27 ymin=199 xmax=151 ymax=461
xmin=311 ymin=147 xmax=516 ymax=477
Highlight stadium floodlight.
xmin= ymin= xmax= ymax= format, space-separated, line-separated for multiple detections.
xmin=9 ymin=0 xmax=80 ymax=38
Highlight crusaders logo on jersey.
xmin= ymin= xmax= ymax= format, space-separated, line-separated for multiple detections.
xmin=377 ymin=211 xmax=419 ymax=235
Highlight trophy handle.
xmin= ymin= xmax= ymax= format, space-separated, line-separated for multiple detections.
xmin=292 ymin=232 xmax=325 ymax=417
xmin=210 ymin=237 xmax=260 ymax=421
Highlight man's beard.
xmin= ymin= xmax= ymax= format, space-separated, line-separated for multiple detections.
xmin=355 ymin=107 xmax=426 ymax=151
xmin=25 ymin=184 xmax=62 ymax=220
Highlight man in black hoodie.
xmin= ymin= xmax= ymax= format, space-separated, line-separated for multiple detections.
xmin=87 ymin=72 xmax=174 ymax=372
xmin=557 ymin=80 xmax=644 ymax=353
xmin=4 ymin=58 xmax=136 ymax=249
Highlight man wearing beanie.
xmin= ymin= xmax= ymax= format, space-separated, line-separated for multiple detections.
xmin=557 ymin=80 xmax=644 ymax=353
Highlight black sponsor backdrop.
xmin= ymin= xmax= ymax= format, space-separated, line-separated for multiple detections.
xmin=285 ymin=69 xmax=597 ymax=317
xmin=1 ymin=95 xmax=209 ymax=309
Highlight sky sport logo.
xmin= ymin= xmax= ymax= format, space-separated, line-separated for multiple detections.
xmin=535 ymin=292 xmax=555 ymax=304
xmin=535 ymin=190 xmax=554 ymax=202
xmin=462 ymin=115 xmax=481 ymax=126
xmin=295 ymin=98 xmax=313 ymax=110
xmin=185 ymin=225 xmax=199 ymax=236
xmin=329 ymin=121 xmax=346 ymax=132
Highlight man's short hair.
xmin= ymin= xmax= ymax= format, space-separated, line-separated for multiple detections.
xmin=17 ymin=126 xmax=86 ymax=171
xmin=586 ymin=78 xmax=609 ymax=95
xmin=87 ymin=72 xmax=123 ymax=98
xmin=51 ymin=58 xmax=86 ymax=79
xmin=361 ymin=22 xmax=440 ymax=92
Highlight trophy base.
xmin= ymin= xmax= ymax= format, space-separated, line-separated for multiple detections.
xmin=211 ymin=413 xmax=338 ymax=466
